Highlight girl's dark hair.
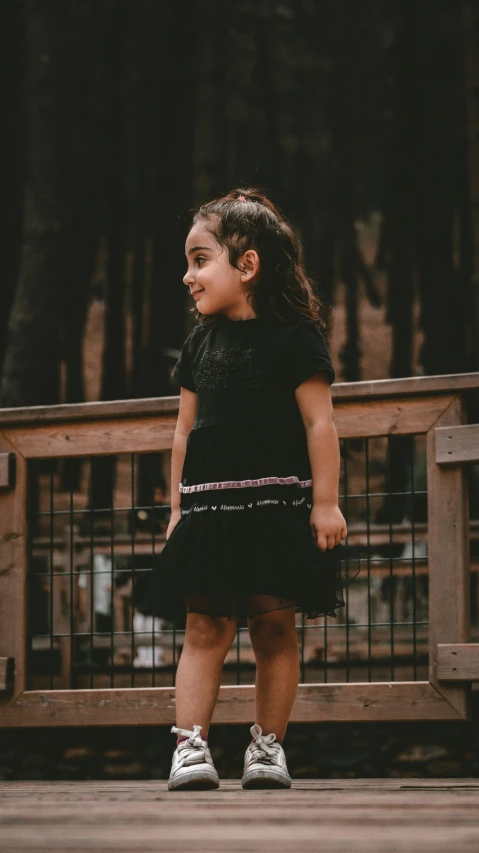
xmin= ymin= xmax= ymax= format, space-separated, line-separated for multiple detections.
xmin=189 ymin=187 xmax=331 ymax=331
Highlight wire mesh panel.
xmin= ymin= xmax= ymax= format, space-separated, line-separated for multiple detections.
xmin=27 ymin=434 xmax=433 ymax=691
xmin=292 ymin=434 xmax=429 ymax=685
xmin=28 ymin=453 xmax=174 ymax=691
xmin=335 ymin=434 xmax=428 ymax=683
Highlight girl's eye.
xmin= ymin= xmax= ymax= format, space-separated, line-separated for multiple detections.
xmin=195 ymin=256 xmax=206 ymax=266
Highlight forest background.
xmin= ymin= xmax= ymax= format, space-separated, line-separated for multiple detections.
xmin=2 ymin=0 xmax=479 ymax=507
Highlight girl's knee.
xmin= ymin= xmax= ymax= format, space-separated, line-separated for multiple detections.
xmin=248 ymin=609 xmax=297 ymax=655
xmin=185 ymin=612 xmax=236 ymax=651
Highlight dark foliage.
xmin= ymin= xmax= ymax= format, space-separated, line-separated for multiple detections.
xmin=1 ymin=0 xmax=478 ymax=409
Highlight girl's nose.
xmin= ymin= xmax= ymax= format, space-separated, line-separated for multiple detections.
xmin=183 ymin=269 xmax=195 ymax=286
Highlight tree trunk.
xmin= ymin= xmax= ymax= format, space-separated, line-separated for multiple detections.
xmin=388 ymin=0 xmax=415 ymax=380
xmin=89 ymin=0 xmax=128 ymax=513
xmin=413 ymin=1 xmax=465 ymax=375
xmin=0 ymin=0 xmax=77 ymax=407
xmin=136 ymin=0 xmax=197 ymax=514
xmin=462 ymin=0 xmax=479 ymax=374
xmin=0 ymin=0 xmax=25 ymax=376
xmin=340 ymin=221 xmax=361 ymax=383
xmin=101 ymin=5 xmax=127 ymax=404
xmin=460 ymin=0 xmax=479 ymax=517
xmin=60 ymin=0 xmax=99 ymax=492
xmin=256 ymin=5 xmax=281 ymax=194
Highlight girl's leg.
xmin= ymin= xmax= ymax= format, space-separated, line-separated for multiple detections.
xmin=247 ymin=601 xmax=299 ymax=743
xmin=175 ymin=603 xmax=238 ymax=737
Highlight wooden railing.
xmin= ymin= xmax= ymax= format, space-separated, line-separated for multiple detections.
xmin=1 ymin=373 xmax=479 ymax=727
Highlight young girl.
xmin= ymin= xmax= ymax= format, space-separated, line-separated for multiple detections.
xmin=146 ymin=188 xmax=352 ymax=791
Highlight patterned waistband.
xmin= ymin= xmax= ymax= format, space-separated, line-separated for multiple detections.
xmin=179 ymin=475 xmax=313 ymax=494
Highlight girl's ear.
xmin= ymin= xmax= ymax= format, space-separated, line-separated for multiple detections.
xmin=239 ymin=249 xmax=260 ymax=282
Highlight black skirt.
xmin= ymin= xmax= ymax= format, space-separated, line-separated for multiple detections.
xmin=143 ymin=423 xmax=358 ymax=622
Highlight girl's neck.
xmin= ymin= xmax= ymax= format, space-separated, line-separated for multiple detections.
xmin=220 ymin=314 xmax=262 ymax=322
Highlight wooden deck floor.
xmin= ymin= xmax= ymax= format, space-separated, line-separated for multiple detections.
xmin=1 ymin=779 xmax=479 ymax=852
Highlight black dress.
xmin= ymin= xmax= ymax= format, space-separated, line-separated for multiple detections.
xmin=144 ymin=313 xmax=357 ymax=622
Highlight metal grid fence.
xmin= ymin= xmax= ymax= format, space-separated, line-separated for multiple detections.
xmin=27 ymin=434 xmax=435 ymax=691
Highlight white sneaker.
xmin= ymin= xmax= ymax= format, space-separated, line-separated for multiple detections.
xmin=168 ymin=725 xmax=219 ymax=791
xmin=241 ymin=723 xmax=291 ymax=789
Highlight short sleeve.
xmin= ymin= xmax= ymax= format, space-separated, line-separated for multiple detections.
xmin=287 ymin=320 xmax=335 ymax=388
xmin=172 ymin=334 xmax=196 ymax=392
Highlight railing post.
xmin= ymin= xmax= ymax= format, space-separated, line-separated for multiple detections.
xmin=0 ymin=436 xmax=28 ymax=707
xmin=427 ymin=395 xmax=471 ymax=719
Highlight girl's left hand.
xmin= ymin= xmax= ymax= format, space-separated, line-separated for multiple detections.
xmin=310 ymin=503 xmax=347 ymax=551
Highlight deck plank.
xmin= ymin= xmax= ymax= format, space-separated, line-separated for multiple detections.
xmin=1 ymin=780 xmax=479 ymax=852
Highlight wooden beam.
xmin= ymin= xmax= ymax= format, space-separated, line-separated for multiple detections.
xmin=437 ymin=644 xmax=479 ymax=680
xmin=333 ymin=395 xmax=452 ymax=438
xmin=4 ymin=416 xmax=178 ymax=459
xmin=0 ymin=682 xmax=463 ymax=727
xmin=436 ymin=424 xmax=479 ymax=464
xmin=332 ymin=372 xmax=479 ymax=401
xmin=0 ymin=374 xmax=478 ymax=427
xmin=3 ymin=396 xmax=454 ymax=459
xmin=0 ymin=658 xmax=14 ymax=696
xmin=0 ymin=396 xmax=181 ymax=427
xmin=427 ymin=396 xmax=470 ymax=719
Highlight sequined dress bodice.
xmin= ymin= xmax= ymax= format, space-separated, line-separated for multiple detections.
xmin=173 ymin=314 xmax=335 ymax=430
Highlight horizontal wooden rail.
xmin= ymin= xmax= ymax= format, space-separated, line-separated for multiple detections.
xmin=0 ymin=396 xmax=458 ymax=458
xmin=6 ymin=416 xmax=178 ymax=458
xmin=436 ymin=424 xmax=479 ymax=465
xmin=0 ymin=682 xmax=465 ymax=726
xmin=0 ymin=372 xmax=479 ymax=427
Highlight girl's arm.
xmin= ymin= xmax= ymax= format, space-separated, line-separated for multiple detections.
xmin=169 ymin=387 xmax=196 ymax=523
xmin=295 ymin=373 xmax=347 ymax=551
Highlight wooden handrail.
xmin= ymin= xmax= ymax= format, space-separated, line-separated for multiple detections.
xmin=0 ymin=372 xmax=478 ymax=427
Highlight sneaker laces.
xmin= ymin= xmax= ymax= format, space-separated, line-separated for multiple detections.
xmin=247 ymin=723 xmax=281 ymax=764
xmin=171 ymin=724 xmax=204 ymax=748
xmin=171 ymin=725 xmax=208 ymax=769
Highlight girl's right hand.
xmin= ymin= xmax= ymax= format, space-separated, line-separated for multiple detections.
xmin=166 ymin=509 xmax=182 ymax=540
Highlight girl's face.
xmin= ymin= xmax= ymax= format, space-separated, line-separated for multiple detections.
xmin=183 ymin=220 xmax=259 ymax=319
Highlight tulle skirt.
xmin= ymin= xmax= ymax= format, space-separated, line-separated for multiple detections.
xmin=142 ymin=423 xmax=359 ymax=622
